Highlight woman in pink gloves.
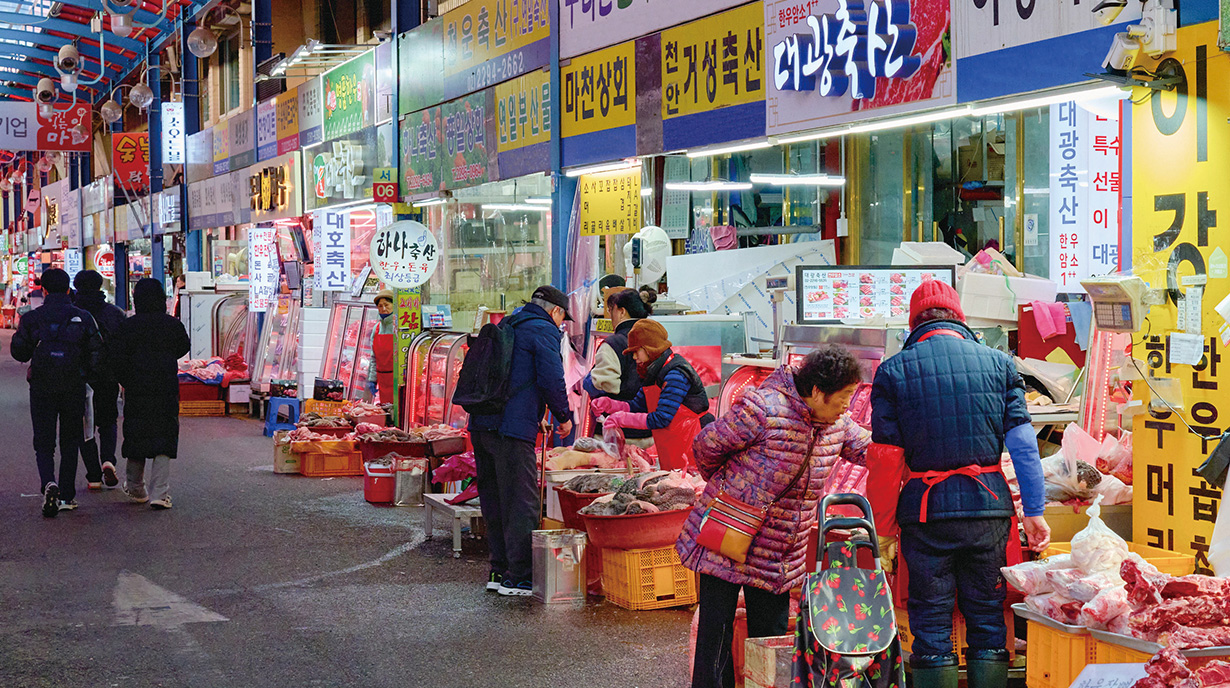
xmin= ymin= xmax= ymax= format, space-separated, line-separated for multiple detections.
xmin=590 ymin=319 xmax=713 ymax=470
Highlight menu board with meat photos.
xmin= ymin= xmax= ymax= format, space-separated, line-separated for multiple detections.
xmin=795 ymin=265 xmax=955 ymax=323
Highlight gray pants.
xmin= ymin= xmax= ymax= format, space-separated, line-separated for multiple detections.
xmin=126 ymin=456 xmax=171 ymax=502
xmin=471 ymin=430 xmax=539 ymax=583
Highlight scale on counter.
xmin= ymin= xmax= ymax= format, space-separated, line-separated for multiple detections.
xmin=1079 ymin=275 xmax=1160 ymax=333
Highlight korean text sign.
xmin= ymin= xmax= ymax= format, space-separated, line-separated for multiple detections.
xmin=315 ymin=210 xmax=351 ymax=291
xmin=248 ymin=225 xmax=278 ymax=311
xmin=561 ymin=41 xmax=636 ymax=138
xmin=1131 ymin=23 xmax=1227 ymax=575
xmin=578 ymin=167 xmax=641 ymax=236
xmin=660 ymin=2 xmax=765 ymax=120
xmin=277 ymin=91 xmax=300 ymax=154
xmin=298 ymin=77 xmax=325 ymax=147
xmin=0 ymin=102 xmax=92 ymax=152
xmin=495 ymin=69 xmax=551 ymax=152
xmin=161 ymin=102 xmax=185 ymax=164
xmin=442 ymin=0 xmax=551 ymax=100
xmin=322 ymin=51 xmax=376 ymax=142
xmin=559 ymin=0 xmax=746 ymax=59
xmin=370 ymin=220 xmax=440 ymax=288
xmin=113 ymin=133 xmax=151 ymax=192
xmin=762 ymin=0 xmax=955 ymax=136
xmin=1048 ymin=98 xmax=1122 ymax=293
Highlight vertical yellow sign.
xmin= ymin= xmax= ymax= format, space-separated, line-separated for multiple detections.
xmin=1131 ymin=22 xmax=1228 ymax=574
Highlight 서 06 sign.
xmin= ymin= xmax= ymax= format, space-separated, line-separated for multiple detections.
xmin=370 ymin=220 xmax=439 ymax=288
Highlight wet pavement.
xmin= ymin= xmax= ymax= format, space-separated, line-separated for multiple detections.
xmin=0 ymin=330 xmax=692 ymax=687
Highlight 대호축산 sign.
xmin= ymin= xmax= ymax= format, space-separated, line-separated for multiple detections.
xmin=161 ymin=102 xmax=185 ymax=164
xmin=762 ymin=0 xmax=956 ymax=137
xmin=559 ymin=0 xmax=747 ymax=59
xmin=316 ymin=209 xmax=351 ymax=291
xmin=370 ymin=220 xmax=439 ymax=288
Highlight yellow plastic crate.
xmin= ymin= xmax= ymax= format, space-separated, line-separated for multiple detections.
xmin=1025 ymin=621 xmax=1097 ymax=688
xmin=1094 ymin=639 xmax=1152 ymax=665
xmin=299 ymin=450 xmax=363 ymax=477
xmin=600 ymin=546 xmax=697 ymax=611
xmin=179 ymin=400 xmax=227 ymax=416
xmin=1043 ymin=542 xmax=1195 ymax=576
xmin=897 ymin=608 xmax=966 ymax=664
xmin=303 ymin=399 xmax=345 ymax=415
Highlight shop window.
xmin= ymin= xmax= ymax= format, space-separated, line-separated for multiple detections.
xmin=221 ymin=33 xmax=242 ymax=114
xmin=199 ymin=56 xmax=211 ymax=125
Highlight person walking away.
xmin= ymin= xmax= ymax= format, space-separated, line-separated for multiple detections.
xmin=365 ymin=289 xmax=397 ymax=404
xmin=109 ymin=278 xmax=192 ymax=510
xmin=867 ymin=280 xmax=1050 ymax=688
xmin=582 ymin=287 xmax=653 ymax=447
xmin=468 ymin=285 xmax=574 ymax=596
xmin=27 ymin=277 xmax=45 ymax=309
xmin=10 ymin=268 xmax=104 ymax=517
xmin=591 ymin=319 xmax=714 ymax=470
xmin=678 ymin=345 xmax=869 ymax=688
xmin=73 ymin=270 xmax=126 ymax=490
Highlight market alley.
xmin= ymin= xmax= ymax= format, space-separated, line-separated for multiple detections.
xmin=0 ymin=330 xmax=692 ymax=688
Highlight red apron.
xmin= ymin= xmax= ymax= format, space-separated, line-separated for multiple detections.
xmin=642 ymin=383 xmax=704 ymax=472
xmin=372 ymin=332 xmax=396 ymax=404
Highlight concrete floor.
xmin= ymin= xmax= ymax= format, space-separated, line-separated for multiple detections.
xmin=0 ymin=330 xmax=692 ymax=688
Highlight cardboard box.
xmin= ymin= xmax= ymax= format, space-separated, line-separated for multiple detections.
xmin=227 ymin=383 xmax=251 ymax=403
xmin=273 ymin=431 xmax=300 ymax=474
xmin=743 ymin=635 xmax=794 ymax=688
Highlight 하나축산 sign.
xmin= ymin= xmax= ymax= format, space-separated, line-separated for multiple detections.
xmin=1130 ymin=22 xmax=1226 ymax=575
xmin=763 ymin=0 xmax=955 ymax=136
xmin=370 ymin=220 xmax=439 ymax=288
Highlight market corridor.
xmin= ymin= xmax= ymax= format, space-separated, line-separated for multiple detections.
xmin=0 ymin=330 xmax=691 ymax=688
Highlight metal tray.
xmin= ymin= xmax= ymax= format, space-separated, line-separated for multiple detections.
xmin=1089 ymin=629 xmax=1230 ymax=658
xmin=1011 ymin=603 xmax=1090 ymax=635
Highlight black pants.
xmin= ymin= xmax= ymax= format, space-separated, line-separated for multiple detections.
xmin=80 ymin=382 xmax=120 ymax=482
xmin=692 ymin=573 xmax=791 ymax=688
xmin=30 ymin=388 xmax=87 ymax=502
xmin=471 ymin=430 xmax=539 ymax=583
xmin=900 ymin=517 xmax=1011 ymax=662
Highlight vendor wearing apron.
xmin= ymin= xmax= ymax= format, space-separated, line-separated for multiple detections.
xmin=582 ymin=287 xmax=653 ymax=447
xmin=867 ymin=280 xmax=1050 ymax=688
xmin=366 ymin=289 xmax=397 ymax=404
xmin=591 ymin=319 xmax=714 ymax=470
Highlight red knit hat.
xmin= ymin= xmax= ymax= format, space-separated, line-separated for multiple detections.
xmin=909 ymin=279 xmax=965 ymax=328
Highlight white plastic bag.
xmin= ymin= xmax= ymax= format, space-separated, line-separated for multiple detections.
xmin=1211 ymin=486 xmax=1230 ymax=576
xmin=1002 ymin=553 xmax=1075 ymax=595
xmin=1071 ymin=495 xmax=1130 ymax=574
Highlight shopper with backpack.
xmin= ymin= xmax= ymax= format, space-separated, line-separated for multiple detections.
xmin=73 ymin=270 xmax=126 ymax=491
xmin=455 ymin=285 xmax=574 ymax=596
xmin=10 ymin=268 xmax=104 ymax=518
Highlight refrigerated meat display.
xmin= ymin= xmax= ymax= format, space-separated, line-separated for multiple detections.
xmin=319 ymin=300 xmax=380 ymax=400
xmin=253 ymin=297 xmax=300 ymax=393
xmin=214 ymin=292 xmax=252 ymax=364
xmin=402 ymin=330 xmax=469 ymax=430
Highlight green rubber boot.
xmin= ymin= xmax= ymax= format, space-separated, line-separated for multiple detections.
xmin=911 ymin=664 xmax=959 ymax=688
xmin=966 ymin=659 xmax=1010 ymax=688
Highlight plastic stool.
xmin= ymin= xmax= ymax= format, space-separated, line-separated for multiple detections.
xmin=265 ymin=397 xmax=301 ymax=437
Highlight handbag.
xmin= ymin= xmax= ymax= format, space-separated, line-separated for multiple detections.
xmin=694 ymin=433 xmax=817 ymax=564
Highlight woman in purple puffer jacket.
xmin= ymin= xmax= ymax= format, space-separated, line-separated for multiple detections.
xmin=678 ymin=345 xmax=871 ymax=688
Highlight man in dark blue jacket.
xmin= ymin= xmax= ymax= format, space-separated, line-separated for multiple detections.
xmin=11 ymin=268 xmax=104 ymax=517
xmin=74 ymin=269 xmax=127 ymax=490
xmin=868 ymin=280 xmax=1049 ymax=688
xmin=469 ymin=285 xmax=574 ymax=596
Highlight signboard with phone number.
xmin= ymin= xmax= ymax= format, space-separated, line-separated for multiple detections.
xmin=795 ymin=264 xmax=955 ymax=324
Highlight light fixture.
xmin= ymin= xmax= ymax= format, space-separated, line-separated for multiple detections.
xmin=60 ymin=72 xmax=77 ymax=92
xmin=36 ymin=156 xmax=53 ymax=173
xmin=640 ymin=188 xmax=652 ymax=196
xmin=101 ymin=97 xmax=123 ymax=124
xmin=129 ymin=82 xmax=154 ymax=110
xmin=187 ymin=25 xmax=219 ymax=58
xmin=0 ymin=179 xmax=11 ymax=192
xmin=563 ymin=160 xmax=641 ymax=178
xmin=270 ymin=38 xmax=371 ymax=77
xmin=482 ymin=203 xmax=548 ymax=212
xmin=685 ymin=141 xmax=773 ymax=158
xmin=413 ymin=196 xmax=448 ymax=207
xmin=969 ymin=85 xmax=1127 ymax=117
xmin=525 ymin=197 xmax=552 ymax=205
xmin=750 ymin=173 xmax=847 ymax=187
xmin=663 ymin=181 xmax=753 ymax=192
xmin=69 ymin=124 xmax=88 ymax=145
xmin=103 ymin=0 xmax=169 ymax=39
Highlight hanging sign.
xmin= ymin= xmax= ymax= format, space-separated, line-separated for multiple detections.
xmin=186 ymin=128 xmax=214 ymax=184
xmin=65 ymin=247 xmax=82 ymax=283
xmin=159 ymin=186 xmax=183 ymax=229
xmin=297 ymin=77 xmax=324 ymax=147
xmin=113 ymin=132 xmax=151 ymax=192
xmin=369 ymin=220 xmax=439 ymax=288
xmin=60 ymin=187 xmax=81 ymax=249
xmin=94 ymin=245 xmax=115 ymax=280
xmin=161 ymin=102 xmax=186 ymax=164
xmin=315 ymin=209 xmax=351 ymax=291
xmin=578 ymin=167 xmax=641 ymax=236
xmin=0 ymin=102 xmax=91 ymax=152
xmin=322 ymin=51 xmax=375 ymax=142
xmin=248 ymin=224 xmax=278 ymax=311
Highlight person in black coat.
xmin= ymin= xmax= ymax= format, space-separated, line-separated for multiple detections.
xmin=110 ymin=278 xmax=191 ymax=510
xmin=74 ymin=270 xmax=127 ymax=490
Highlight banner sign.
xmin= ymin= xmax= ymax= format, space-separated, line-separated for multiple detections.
xmin=213 ymin=121 xmax=231 ymax=175
xmin=494 ymin=68 xmax=552 ymax=178
xmin=161 ymin=102 xmax=186 ymax=164
xmin=322 ymin=51 xmax=376 ymax=142
xmin=1048 ymin=98 xmax=1122 ymax=293
xmin=560 ymin=0 xmax=747 ymax=59
xmin=187 ymin=128 xmax=213 ymax=184
xmin=399 ymin=90 xmax=498 ymax=195
xmin=256 ymin=98 xmax=278 ymax=162
xmin=277 ymin=91 xmax=300 ymax=154
xmin=441 ymin=0 xmax=551 ymax=100
xmin=763 ymin=0 xmax=956 ymax=136
xmin=60 ymin=187 xmax=81 ymax=249
xmin=248 ymin=224 xmax=278 ymax=311
xmin=315 ymin=209 xmax=351 ymax=291
xmin=113 ymin=132 xmax=151 ymax=192
xmin=0 ymin=102 xmax=92 ymax=152
xmin=229 ymin=109 xmax=256 ymax=170
xmin=661 ymin=3 xmax=765 ymax=120
xmin=298 ymin=77 xmax=324 ymax=147
xmin=398 ymin=21 xmax=445 ymax=116
xmin=578 ymin=167 xmax=641 ymax=236
xmin=1130 ymin=22 xmax=1227 ymax=576
xmin=561 ymin=41 xmax=636 ymax=139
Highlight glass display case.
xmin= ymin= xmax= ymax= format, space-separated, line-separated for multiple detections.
xmin=213 ymin=292 xmax=249 ymax=361
xmin=253 ymin=296 xmax=300 ymax=392
xmin=320 ymin=300 xmax=379 ymax=400
xmin=402 ymin=331 xmax=469 ymax=430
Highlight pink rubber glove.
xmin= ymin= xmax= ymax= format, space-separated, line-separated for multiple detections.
xmin=591 ymin=396 xmax=631 ymax=416
xmin=605 ymin=411 xmax=649 ymax=431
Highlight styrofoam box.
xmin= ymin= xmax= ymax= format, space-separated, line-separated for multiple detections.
xmin=227 ymin=383 xmax=251 ymax=403
xmin=184 ymin=271 xmax=213 ymax=291
xmin=892 ymin=241 xmax=966 ymax=266
xmin=958 ymin=272 xmax=1057 ymax=323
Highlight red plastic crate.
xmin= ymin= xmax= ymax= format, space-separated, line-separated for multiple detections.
xmin=179 ymin=381 xmax=222 ymax=401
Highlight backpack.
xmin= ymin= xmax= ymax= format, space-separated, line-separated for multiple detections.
xmin=30 ymin=312 xmax=88 ymax=388
xmin=452 ymin=317 xmax=518 ymax=416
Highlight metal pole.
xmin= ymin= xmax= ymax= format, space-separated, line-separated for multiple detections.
xmin=182 ymin=20 xmax=202 ymax=273
xmin=150 ymin=51 xmax=165 ymax=285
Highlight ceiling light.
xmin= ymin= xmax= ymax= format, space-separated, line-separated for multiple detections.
xmin=778 ymin=106 xmax=977 ymax=144
xmin=69 ymin=124 xmax=89 ymax=145
xmin=129 ymin=82 xmax=154 ymax=110
xmin=525 ymin=197 xmax=552 ymax=205
xmin=101 ymin=98 xmax=123 ymax=124
xmin=563 ymin=160 xmax=641 ymax=178
xmin=686 ymin=141 xmax=773 ymax=158
xmin=0 ymin=179 xmax=11 ymax=192
xmin=750 ymin=173 xmax=847 ymax=187
xmin=482 ymin=203 xmax=548 ymax=212
xmin=640 ymin=188 xmax=652 ymax=196
xmin=414 ymin=197 xmax=448 ymax=207
xmin=663 ymin=181 xmax=753 ymax=192
xmin=187 ymin=25 xmax=218 ymax=58
xmin=110 ymin=11 xmax=132 ymax=37
xmin=60 ymin=72 xmax=77 ymax=92
xmin=969 ymin=85 xmax=1127 ymax=117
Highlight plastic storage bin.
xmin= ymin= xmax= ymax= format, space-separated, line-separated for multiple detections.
xmin=299 ymin=450 xmax=363 ymax=477
xmin=1024 ymin=620 xmax=1097 ymax=688
xmin=532 ymin=529 xmax=587 ymax=604
xmin=1043 ymin=542 xmax=1195 ymax=576
xmin=600 ymin=546 xmax=698 ymax=611
xmin=582 ymin=508 xmax=691 ymax=550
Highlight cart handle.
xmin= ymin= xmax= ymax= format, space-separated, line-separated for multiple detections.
xmin=820 ymin=494 xmax=874 ymax=526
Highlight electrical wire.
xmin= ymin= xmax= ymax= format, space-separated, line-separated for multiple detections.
xmin=1129 ymin=355 xmax=1224 ymax=440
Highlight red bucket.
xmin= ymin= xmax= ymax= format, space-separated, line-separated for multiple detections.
xmin=554 ymin=486 xmax=610 ymax=531
xmin=363 ymin=463 xmax=395 ymax=504
xmin=581 ymin=508 xmax=692 ymax=550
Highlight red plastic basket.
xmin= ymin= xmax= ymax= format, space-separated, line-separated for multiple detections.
xmin=360 ymin=440 xmax=428 ymax=462
xmin=582 ymin=508 xmax=691 ymax=550
xmin=554 ymin=486 xmax=609 ymax=531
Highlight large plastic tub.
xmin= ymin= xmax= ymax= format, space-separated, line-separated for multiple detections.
xmin=582 ymin=508 xmax=691 ymax=550
xmin=360 ymin=440 xmax=428 ymax=462
xmin=554 ymin=486 xmax=610 ymax=531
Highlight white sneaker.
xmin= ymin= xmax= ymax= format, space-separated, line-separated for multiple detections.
xmin=124 ymin=483 xmax=149 ymax=503
xmin=150 ymin=496 xmax=172 ymax=510
xmin=58 ymin=499 xmax=79 ymax=511
xmin=101 ymin=462 xmax=119 ymax=488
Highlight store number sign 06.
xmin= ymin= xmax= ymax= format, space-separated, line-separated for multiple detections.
xmin=370 ymin=220 xmax=439 ymax=288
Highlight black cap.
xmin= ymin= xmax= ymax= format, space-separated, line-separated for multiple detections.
xmin=531 ymin=285 xmax=572 ymax=321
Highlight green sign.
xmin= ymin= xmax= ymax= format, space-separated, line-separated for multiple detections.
xmin=398 ymin=22 xmax=445 ymax=116
xmin=322 ymin=51 xmax=376 ymax=142
xmin=399 ymin=90 xmax=498 ymax=196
